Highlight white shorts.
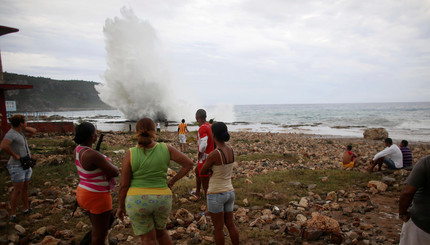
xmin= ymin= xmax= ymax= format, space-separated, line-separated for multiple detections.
xmin=400 ymin=218 xmax=430 ymax=245
xmin=179 ymin=134 xmax=186 ymax=143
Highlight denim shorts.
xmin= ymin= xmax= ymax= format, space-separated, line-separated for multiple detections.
xmin=207 ymin=191 xmax=235 ymax=213
xmin=384 ymin=157 xmax=398 ymax=169
xmin=7 ymin=164 xmax=32 ymax=183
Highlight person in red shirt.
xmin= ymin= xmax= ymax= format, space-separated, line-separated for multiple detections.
xmin=194 ymin=109 xmax=214 ymax=199
xmin=341 ymin=144 xmax=358 ymax=168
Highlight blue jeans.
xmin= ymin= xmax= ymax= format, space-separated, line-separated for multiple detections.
xmin=207 ymin=191 xmax=235 ymax=213
xmin=384 ymin=157 xmax=399 ymax=169
xmin=7 ymin=164 xmax=32 ymax=183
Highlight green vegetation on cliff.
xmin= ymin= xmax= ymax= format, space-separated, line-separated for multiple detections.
xmin=3 ymin=72 xmax=111 ymax=112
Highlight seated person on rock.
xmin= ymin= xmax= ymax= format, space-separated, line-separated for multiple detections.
xmin=399 ymin=140 xmax=413 ymax=170
xmin=368 ymin=138 xmax=403 ymax=173
xmin=341 ymin=144 xmax=358 ymax=168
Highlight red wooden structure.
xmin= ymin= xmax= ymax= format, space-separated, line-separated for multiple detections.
xmin=0 ymin=25 xmax=33 ymax=137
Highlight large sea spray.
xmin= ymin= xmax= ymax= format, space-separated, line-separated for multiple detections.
xmin=96 ymin=7 xmax=194 ymax=121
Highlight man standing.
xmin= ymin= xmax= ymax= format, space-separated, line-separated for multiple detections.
xmin=0 ymin=115 xmax=37 ymax=222
xmin=367 ymin=138 xmax=403 ymax=173
xmin=194 ymin=109 xmax=214 ymax=199
xmin=399 ymin=155 xmax=430 ymax=244
xmin=178 ymin=119 xmax=189 ymax=152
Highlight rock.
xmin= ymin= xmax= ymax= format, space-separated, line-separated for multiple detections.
xmin=28 ymin=212 xmax=43 ymax=220
xmin=381 ymin=176 xmax=396 ymax=185
xmin=346 ymin=231 xmax=359 ymax=240
xmin=8 ymin=233 xmax=19 ymax=243
xmin=303 ymin=229 xmax=323 ymax=241
xmin=368 ymin=180 xmax=388 ymax=192
xmin=360 ymin=223 xmax=374 ymax=230
xmin=296 ymin=214 xmax=307 ymax=222
xmin=306 ymin=212 xmax=340 ymax=233
xmin=244 ymin=179 xmax=253 ymax=184
xmin=15 ymin=224 xmax=26 ymax=234
xmin=174 ymin=208 xmax=194 ymax=225
xmin=35 ymin=226 xmax=47 ymax=235
xmin=326 ymin=191 xmax=337 ymax=202
xmin=54 ymin=229 xmax=73 ymax=238
xmin=363 ymin=128 xmax=388 ymax=140
xmin=285 ymin=223 xmax=302 ymax=237
xmin=299 ymin=197 xmax=309 ymax=208
xmin=38 ymin=236 xmax=61 ymax=245
xmin=243 ymin=198 xmax=249 ymax=207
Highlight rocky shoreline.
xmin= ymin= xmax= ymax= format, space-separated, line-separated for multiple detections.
xmin=0 ymin=131 xmax=429 ymax=244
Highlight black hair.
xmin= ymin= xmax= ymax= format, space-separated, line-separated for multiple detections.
xmin=384 ymin=138 xmax=393 ymax=145
xmin=401 ymin=140 xmax=408 ymax=147
xmin=211 ymin=121 xmax=230 ymax=142
xmin=182 ymin=119 xmax=185 ymax=123
xmin=74 ymin=122 xmax=96 ymax=144
xmin=9 ymin=115 xmax=25 ymax=128
xmin=196 ymin=109 xmax=207 ymax=120
xmin=347 ymin=145 xmax=352 ymax=151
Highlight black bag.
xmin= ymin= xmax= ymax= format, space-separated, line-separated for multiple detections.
xmin=20 ymin=155 xmax=36 ymax=170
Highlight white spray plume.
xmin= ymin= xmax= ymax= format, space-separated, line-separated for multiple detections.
xmin=96 ymin=7 xmax=236 ymax=123
xmin=96 ymin=7 xmax=186 ymax=121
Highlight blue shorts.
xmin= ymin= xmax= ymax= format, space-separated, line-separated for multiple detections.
xmin=7 ymin=164 xmax=32 ymax=183
xmin=207 ymin=191 xmax=235 ymax=214
xmin=384 ymin=157 xmax=399 ymax=169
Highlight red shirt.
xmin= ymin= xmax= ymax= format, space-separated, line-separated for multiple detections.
xmin=198 ymin=122 xmax=214 ymax=154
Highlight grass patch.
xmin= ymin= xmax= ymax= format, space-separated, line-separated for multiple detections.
xmin=232 ymin=169 xmax=378 ymax=207
xmin=236 ymin=153 xmax=298 ymax=162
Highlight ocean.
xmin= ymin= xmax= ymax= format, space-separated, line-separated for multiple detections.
xmin=36 ymin=102 xmax=430 ymax=143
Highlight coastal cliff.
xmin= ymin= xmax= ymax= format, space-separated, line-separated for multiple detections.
xmin=3 ymin=72 xmax=111 ymax=112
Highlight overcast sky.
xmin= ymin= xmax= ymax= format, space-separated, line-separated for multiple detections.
xmin=0 ymin=0 xmax=429 ymax=106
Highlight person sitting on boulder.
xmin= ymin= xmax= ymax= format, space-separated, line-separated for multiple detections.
xmin=400 ymin=140 xmax=413 ymax=170
xmin=367 ymin=138 xmax=403 ymax=173
xmin=341 ymin=144 xmax=358 ymax=168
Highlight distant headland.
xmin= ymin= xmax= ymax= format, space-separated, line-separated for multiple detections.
xmin=3 ymin=72 xmax=111 ymax=112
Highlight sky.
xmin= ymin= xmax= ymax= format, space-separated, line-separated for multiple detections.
xmin=0 ymin=0 xmax=429 ymax=106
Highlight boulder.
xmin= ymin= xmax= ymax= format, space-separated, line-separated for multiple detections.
xmin=368 ymin=180 xmax=388 ymax=192
xmin=306 ymin=212 xmax=340 ymax=233
xmin=363 ymin=128 xmax=388 ymax=140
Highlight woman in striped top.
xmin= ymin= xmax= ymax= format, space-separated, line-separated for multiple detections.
xmin=74 ymin=122 xmax=119 ymax=245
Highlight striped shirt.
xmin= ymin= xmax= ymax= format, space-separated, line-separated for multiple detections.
xmin=75 ymin=145 xmax=111 ymax=192
xmin=400 ymin=147 xmax=413 ymax=167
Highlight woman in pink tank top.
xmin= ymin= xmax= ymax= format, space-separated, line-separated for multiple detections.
xmin=74 ymin=122 xmax=119 ymax=245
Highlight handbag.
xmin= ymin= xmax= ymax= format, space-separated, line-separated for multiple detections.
xmin=20 ymin=135 xmax=36 ymax=170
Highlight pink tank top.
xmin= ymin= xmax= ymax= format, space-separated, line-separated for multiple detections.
xmin=75 ymin=145 xmax=114 ymax=192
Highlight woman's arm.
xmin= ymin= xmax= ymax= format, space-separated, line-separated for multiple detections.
xmin=24 ymin=127 xmax=37 ymax=137
xmin=200 ymin=150 xmax=218 ymax=175
xmin=85 ymin=150 xmax=119 ymax=179
xmin=167 ymin=145 xmax=193 ymax=188
xmin=117 ymin=150 xmax=132 ymax=221
xmin=0 ymin=138 xmax=20 ymax=160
